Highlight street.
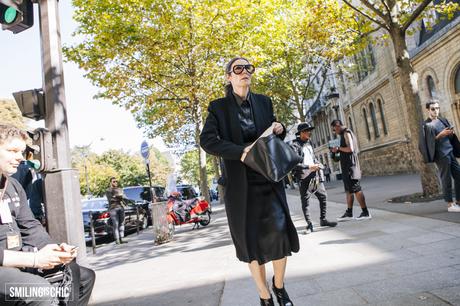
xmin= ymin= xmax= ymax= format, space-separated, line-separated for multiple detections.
xmin=85 ymin=174 xmax=460 ymax=306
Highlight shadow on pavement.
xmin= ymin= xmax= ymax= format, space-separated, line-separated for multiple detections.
xmin=87 ymin=210 xmax=233 ymax=271
xmin=92 ymin=281 xmax=224 ymax=306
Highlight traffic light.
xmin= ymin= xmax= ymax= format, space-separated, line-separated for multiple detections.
xmin=0 ymin=0 xmax=33 ymax=34
xmin=28 ymin=128 xmax=55 ymax=173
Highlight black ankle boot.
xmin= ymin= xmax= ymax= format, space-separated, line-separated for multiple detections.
xmin=320 ymin=219 xmax=337 ymax=227
xmin=272 ymin=277 xmax=294 ymax=306
xmin=306 ymin=221 xmax=313 ymax=233
xmin=260 ymin=295 xmax=274 ymax=306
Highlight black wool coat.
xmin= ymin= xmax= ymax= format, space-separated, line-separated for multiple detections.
xmin=200 ymin=93 xmax=300 ymax=262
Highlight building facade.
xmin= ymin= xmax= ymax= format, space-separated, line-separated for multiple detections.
xmin=308 ymin=9 xmax=460 ymax=178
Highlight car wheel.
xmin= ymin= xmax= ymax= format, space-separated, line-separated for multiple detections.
xmin=199 ymin=211 xmax=211 ymax=226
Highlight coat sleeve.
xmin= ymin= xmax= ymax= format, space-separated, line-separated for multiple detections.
xmin=200 ymin=104 xmax=245 ymax=160
xmin=12 ymin=180 xmax=54 ymax=249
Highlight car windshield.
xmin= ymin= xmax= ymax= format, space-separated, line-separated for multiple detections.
xmin=124 ymin=187 xmax=151 ymax=202
xmin=82 ymin=199 xmax=108 ymax=210
xmin=177 ymin=186 xmax=198 ymax=199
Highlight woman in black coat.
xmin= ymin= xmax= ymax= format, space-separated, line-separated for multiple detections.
xmin=200 ymin=57 xmax=299 ymax=306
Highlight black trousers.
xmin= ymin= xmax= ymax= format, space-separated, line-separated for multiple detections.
xmin=298 ymin=177 xmax=327 ymax=223
xmin=435 ymin=152 xmax=460 ymax=202
xmin=0 ymin=260 xmax=95 ymax=306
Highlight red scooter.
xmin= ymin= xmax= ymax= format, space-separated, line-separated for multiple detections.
xmin=166 ymin=192 xmax=211 ymax=229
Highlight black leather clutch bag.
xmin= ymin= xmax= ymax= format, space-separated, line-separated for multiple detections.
xmin=241 ymin=124 xmax=302 ymax=182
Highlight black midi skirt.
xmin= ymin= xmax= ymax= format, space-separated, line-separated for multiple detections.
xmin=245 ymin=167 xmax=292 ymax=265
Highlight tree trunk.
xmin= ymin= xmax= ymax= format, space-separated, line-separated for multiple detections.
xmin=195 ymin=116 xmax=210 ymax=203
xmin=390 ymin=28 xmax=440 ymax=196
xmin=212 ymin=156 xmax=225 ymax=204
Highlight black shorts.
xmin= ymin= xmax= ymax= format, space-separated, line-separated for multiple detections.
xmin=342 ymin=170 xmax=362 ymax=193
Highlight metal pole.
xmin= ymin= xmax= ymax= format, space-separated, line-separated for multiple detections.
xmin=39 ymin=0 xmax=86 ymax=261
xmin=84 ymin=159 xmax=90 ymax=197
xmin=89 ymin=211 xmax=96 ymax=255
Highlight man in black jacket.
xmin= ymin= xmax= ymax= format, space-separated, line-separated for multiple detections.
xmin=0 ymin=124 xmax=95 ymax=305
xmin=291 ymin=123 xmax=337 ymax=233
xmin=420 ymin=100 xmax=460 ymax=212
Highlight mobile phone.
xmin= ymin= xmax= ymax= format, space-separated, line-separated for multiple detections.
xmin=448 ymin=126 xmax=455 ymax=130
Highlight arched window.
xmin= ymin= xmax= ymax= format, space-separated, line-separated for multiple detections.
xmin=362 ymin=108 xmax=371 ymax=140
xmin=348 ymin=116 xmax=354 ymax=132
xmin=455 ymin=65 xmax=460 ymax=94
xmin=370 ymin=103 xmax=380 ymax=138
xmin=427 ymin=75 xmax=437 ymax=98
xmin=377 ymin=99 xmax=388 ymax=135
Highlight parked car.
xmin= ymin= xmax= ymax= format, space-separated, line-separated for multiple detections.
xmin=82 ymin=197 xmax=148 ymax=242
xmin=176 ymin=184 xmax=199 ymax=200
xmin=123 ymin=186 xmax=168 ymax=224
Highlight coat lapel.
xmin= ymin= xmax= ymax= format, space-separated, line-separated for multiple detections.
xmin=223 ymin=95 xmax=244 ymax=145
xmin=250 ymin=94 xmax=263 ymax=136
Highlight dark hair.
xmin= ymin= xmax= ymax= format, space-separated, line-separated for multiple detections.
xmin=330 ymin=119 xmax=343 ymax=127
xmin=224 ymin=57 xmax=250 ymax=97
xmin=425 ymin=98 xmax=440 ymax=109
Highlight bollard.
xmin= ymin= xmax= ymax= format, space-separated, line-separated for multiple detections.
xmin=136 ymin=206 xmax=140 ymax=235
xmin=89 ymin=211 xmax=96 ymax=255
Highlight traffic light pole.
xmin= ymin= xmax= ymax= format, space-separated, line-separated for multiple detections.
xmin=39 ymin=0 xmax=86 ymax=261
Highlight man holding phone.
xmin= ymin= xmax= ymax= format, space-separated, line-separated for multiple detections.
xmin=420 ymin=99 xmax=460 ymax=212
xmin=0 ymin=124 xmax=95 ymax=305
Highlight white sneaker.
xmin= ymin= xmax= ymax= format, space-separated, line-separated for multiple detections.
xmin=448 ymin=204 xmax=460 ymax=212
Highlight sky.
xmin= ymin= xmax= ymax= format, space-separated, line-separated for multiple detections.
xmin=0 ymin=1 xmax=167 ymax=155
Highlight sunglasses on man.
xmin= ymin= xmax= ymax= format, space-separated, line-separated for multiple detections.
xmin=232 ymin=64 xmax=255 ymax=75
xmin=430 ymin=106 xmax=440 ymax=111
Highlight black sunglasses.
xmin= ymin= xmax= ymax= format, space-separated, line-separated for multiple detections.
xmin=430 ymin=107 xmax=440 ymax=111
xmin=232 ymin=64 xmax=255 ymax=75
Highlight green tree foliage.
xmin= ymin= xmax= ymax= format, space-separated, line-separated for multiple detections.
xmin=72 ymin=146 xmax=173 ymax=197
xmin=0 ymin=99 xmax=25 ymax=129
xmin=179 ymin=149 xmax=216 ymax=186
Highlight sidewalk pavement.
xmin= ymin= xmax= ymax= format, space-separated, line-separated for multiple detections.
xmin=86 ymin=177 xmax=460 ymax=306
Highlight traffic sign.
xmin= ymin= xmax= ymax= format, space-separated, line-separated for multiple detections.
xmin=141 ymin=140 xmax=149 ymax=159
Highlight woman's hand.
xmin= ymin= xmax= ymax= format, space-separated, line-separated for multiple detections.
xmin=273 ymin=122 xmax=284 ymax=135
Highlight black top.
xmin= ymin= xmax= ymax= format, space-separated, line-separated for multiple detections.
xmin=339 ymin=128 xmax=353 ymax=170
xmin=233 ymin=92 xmax=257 ymax=144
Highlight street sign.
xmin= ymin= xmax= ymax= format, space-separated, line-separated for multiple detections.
xmin=141 ymin=140 xmax=149 ymax=160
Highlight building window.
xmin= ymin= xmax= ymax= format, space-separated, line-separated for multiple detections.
xmin=353 ymin=44 xmax=376 ymax=82
xmin=369 ymin=103 xmax=380 ymax=138
xmin=377 ymin=99 xmax=388 ymax=135
xmin=362 ymin=107 xmax=371 ymax=140
xmin=348 ymin=116 xmax=354 ymax=132
xmin=427 ymin=75 xmax=437 ymax=98
xmin=455 ymin=65 xmax=460 ymax=94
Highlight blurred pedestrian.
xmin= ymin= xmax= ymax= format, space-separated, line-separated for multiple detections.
xmin=291 ymin=123 xmax=337 ymax=233
xmin=323 ymin=165 xmax=331 ymax=183
xmin=330 ymin=119 xmax=372 ymax=221
xmin=105 ymin=177 xmax=127 ymax=244
xmin=200 ymin=57 xmax=299 ymax=306
xmin=11 ymin=144 xmax=45 ymax=224
xmin=420 ymin=99 xmax=460 ymax=212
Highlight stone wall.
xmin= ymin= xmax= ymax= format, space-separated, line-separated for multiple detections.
xmin=358 ymin=141 xmax=417 ymax=176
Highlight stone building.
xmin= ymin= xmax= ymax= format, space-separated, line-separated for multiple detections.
xmin=308 ymin=8 xmax=460 ymax=178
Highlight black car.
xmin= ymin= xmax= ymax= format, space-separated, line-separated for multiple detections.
xmin=123 ymin=186 xmax=168 ymax=224
xmin=176 ymin=184 xmax=199 ymax=200
xmin=82 ymin=197 xmax=148 ymax=241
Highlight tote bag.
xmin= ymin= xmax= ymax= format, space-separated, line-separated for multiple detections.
xmin=241 ymin=123 xmax=302 ymax=182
